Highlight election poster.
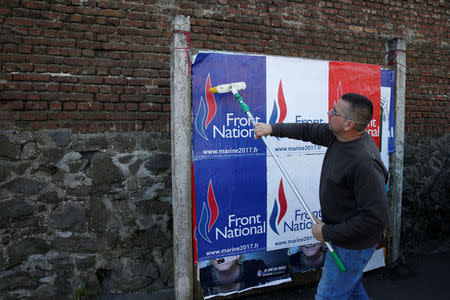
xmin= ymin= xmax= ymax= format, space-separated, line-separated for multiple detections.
xmin=381 ymin=69 xmax=396 ymax=154
xmin=329 ymin=61 xmax=382 ymax=148
xmin=192 ymin=53 xmax=266 ymax=159
xmin=191 ymin=52 xmax=392 ymax=297
xmin=265 ymin=56 xmax=329 ymax=156
xmin=198 ymin=249 xmax=291 ymax=299
xmin=266 ymin=154 xmax=323 ymax=250
xmin=193 ymin=156 xmax=267 ymax=261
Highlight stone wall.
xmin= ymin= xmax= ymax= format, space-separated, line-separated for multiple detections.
xmin=0 ymin=130 xmax=173 ymax=299
xmin=401 ymin=133 xmax=450 ymax=255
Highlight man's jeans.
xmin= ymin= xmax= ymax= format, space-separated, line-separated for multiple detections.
xmin=315 ymin=244 xmax=376 ymax=300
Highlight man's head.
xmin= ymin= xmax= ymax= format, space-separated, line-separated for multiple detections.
xmin=340 ymin=93 xmax=373 ymax=131
xmin=328 ymin=93 xmax=373 ymax=137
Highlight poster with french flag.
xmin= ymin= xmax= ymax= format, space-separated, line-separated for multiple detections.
xmin=192 ymin=52 xmax=383 ymax=262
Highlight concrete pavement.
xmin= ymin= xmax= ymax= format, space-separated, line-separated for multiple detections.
xmin=239 ymin=252 xmax=450 ymax=300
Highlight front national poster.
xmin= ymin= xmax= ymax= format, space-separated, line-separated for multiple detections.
xmin=192 ymin=52 xmax=382 ymax=262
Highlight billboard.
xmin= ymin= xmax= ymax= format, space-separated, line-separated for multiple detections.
xmin=192 ymin=52 xmax=386 ymax=263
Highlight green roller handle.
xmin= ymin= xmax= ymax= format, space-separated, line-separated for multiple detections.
xmin=330 ymin=250 xmax=346 ymax=272
xmin=233 ymin=92 xmax=250 ymax=114
xmin=231 ymin=90 xmax=347 ymax=272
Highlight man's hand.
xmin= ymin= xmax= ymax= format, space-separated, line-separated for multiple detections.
xmin=254 ymin=123 xmax=272 ymax=139
xmin=312 ymin=215 xmax=325 ymax=242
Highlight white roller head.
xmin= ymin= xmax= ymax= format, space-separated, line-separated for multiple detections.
xmin=209 ymin=82 xmax=246 ymax=94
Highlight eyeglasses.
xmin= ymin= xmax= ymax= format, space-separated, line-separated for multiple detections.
xmin=328 ymin=106 xmax=353 ymax=121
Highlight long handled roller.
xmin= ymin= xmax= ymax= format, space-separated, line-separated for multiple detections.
xmin=209 ymin=82 xmax=346 ymax=272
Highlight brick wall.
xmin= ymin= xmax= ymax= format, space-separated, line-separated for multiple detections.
xmin=0 ymin=0 xmax=448 ymax=135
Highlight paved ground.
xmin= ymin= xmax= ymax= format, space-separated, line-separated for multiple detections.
xmin=96 ymin=251 xmax=450 ymax=300
xmin=239 ymin=252 xmax=450 ymax=300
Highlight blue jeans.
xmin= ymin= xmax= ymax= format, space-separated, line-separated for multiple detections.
xmin=315 ymin=244 xmax=376 ymax=300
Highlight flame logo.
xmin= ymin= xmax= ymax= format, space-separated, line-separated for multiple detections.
xmin=197 ymin=179 xmax=219 ymax=243
xmin=269 ymin=178 xmax=287 ymax=235
xmin=195 ymin=74 xmax=217 ymax=141
xmin=269 ymin=80 xmax=287 ymax=124
xmin=332 ymin=80 xmax=343 ymax=108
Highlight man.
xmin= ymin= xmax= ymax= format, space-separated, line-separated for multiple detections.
xmin=254 ymin=93 xmax=389 ymax=300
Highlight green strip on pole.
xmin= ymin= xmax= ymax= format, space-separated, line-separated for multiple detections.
xmin=234 ymin=92 xmax=250 ymax=114
xmin=330 ymin=251 xmax=346 ymax=272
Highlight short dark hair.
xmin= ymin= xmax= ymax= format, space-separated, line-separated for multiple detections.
xmin=341 ymin=93 xmax=373 ymax=131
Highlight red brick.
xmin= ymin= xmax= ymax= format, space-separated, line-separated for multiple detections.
xmin=104 ymin=103 xmax=115 ymax=111
xmin=129 ymin=78 xmax=152 ymax=86
xmin=0 ymin=91 xmax=26 ymax=100
xmin=96 ymin=94 xmax=119 ymax=102
xmin=103 ymin=9 xmax=124 ymax=18
xmin=33 ymin=102 xmax=48 ymax=110
xmin=67 ymin=93 xmax=93 ymax=101
xmin=82 ymin=7 xmax=102 ymax=16
xmin=45 ymin=122 xmax=58 ymax=129
xmin=26 ymin=93 xmax=40 ymax=101
xmin=53 ymin=4 xmax=76 ymax=13
xmin=41 ymin=21 xmax=62 ymax=29
xmin=139 ymin=104 xmax=150 ymax=111
xmin=126 ymin=103 xmax=138 ymax=111
xmin=87 ymin=113 xmax=106 ymax=120
xmin=69 ymin=14 xmax=82 ymax=22
xmin=50 ymin=102 xmax=62 ymax=110
xmin=18 ymin=83 xmax=32 ymax=91
xmin=13 ymin=27 xmax=28 ymax=35
xmin=6 ymin=17 xmax=35 ymax=26
xmin=86 ymin=86 xmax=99 ymax=93
xmin=0 ymin=112 xmax=14 ymax=120
xmin=59 ymin=112 xmax=74 ymax=120
xmin=91 ymin=103 xmax=102 ymax=111
xmin=25 ymin=74 xmax=52 ymax=82
xmin=48 ymin=112 xmax=58 ymax=120
xmin=136 ymin=113 xmax=157 ymax=120
xmin=53 ymin=75 xmax=78 ymax=83
xmin=63 ymin=102 xmax=76 ymax=110
xmin=104 ymin=77 xmax=128 ymax=85
xmin=120 ymin=94 xmax=144 ymax=102
xmin=10 ymin=101 xmax=24 ymax=110
xmin=12 ymin=73 xmax=25 ymax=81
xmin=60 ymin=85 xmax=74 ymax=92
xmin=79 ymin=76 xmax=103 ymax=84
xmin=31 ymin=122 xmax=45 ymax=129
xmin=21 ymin=112 xmax=47 ymax=121
xmin=77 ymin=102 xmax=90 ymax=110
xmin=18 ymin=45 xmax=32 ymax=53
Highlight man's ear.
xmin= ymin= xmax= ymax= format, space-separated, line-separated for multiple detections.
xmin=344 ymin=119 xmax=356 ymax=131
